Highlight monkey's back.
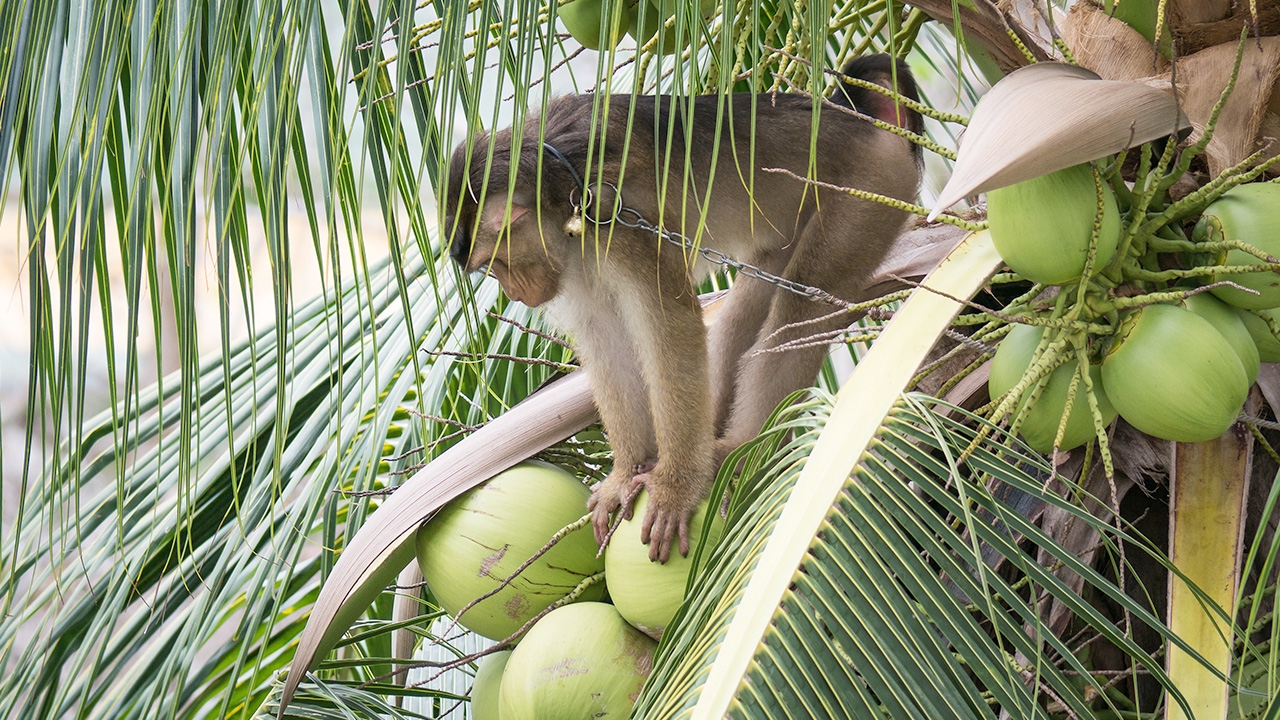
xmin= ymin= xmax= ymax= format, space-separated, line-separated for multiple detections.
xmin=569 ymin=92 xmax=919 ymax=265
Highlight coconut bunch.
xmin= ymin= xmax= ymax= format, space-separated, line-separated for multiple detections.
xmin=414 ymin=460 xmax=723 ymax=719
xmin=956 ymin=110 xmax=1280 ymax=457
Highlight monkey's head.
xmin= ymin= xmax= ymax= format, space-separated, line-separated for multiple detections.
xmin=443 ymin=124 xmax=582 ymax=307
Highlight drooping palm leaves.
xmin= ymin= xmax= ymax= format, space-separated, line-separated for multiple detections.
xmin=0 ymin=0 xmax=541 ymax=715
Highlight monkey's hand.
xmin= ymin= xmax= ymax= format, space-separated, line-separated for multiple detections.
xmin=588 ymin=464 xmax=648 ymax=547
xmin=589 ymin=459 xmax=660 ymax=548
xmin=636 ymin=466 xmax=705 ymax=564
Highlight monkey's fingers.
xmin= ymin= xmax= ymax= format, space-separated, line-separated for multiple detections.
xmin=596 ymin=510 xmax=629 ymax=558
xmin=621 ymin=476 xmax=646 ymax=521
xmin=647 ymin=520 xmax=670 ymax=564
xmin=590 ymin=501 xmax=614 ymax=547
xmin=639 ymin=506 xmax=656 ymax=554
xmin=588 ymin=486 xmax=621 ymax=546
xmin=641 ymin=508 xmax=682 ymax=564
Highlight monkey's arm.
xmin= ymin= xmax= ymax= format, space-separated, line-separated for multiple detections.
xmin=572 ymin=303 xmax=660 ymax=547
xmin=607 ymin=246 xmax=716 ymax=562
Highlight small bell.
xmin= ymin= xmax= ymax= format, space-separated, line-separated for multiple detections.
xmin=563 ymin=213 xmax=584 ymax=238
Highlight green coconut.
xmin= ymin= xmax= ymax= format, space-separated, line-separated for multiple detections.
xmin=1237 ymin=307 xmax=1280 ymax=363
xmin=1197 ymin=183 xmax=1280 ymax=310
xmin=603 ymin=490 xmax=725 ymax=639
xmin=987 ymin=163 xmax=1122 ymax=285
xmin=499 ymin=602 xmax=656 ymax=720
xmin=627 ymin=0 xmax=715 ymax=52
xmin=627 ymin=0 xmax=679 ymax=53
xmin=988 ymin=323 xmax=1116 ymax=453
xmin=1101 ymin=304 xmax=1249 ymax=442
xmin=1181 ymin=292 xmax=1259 ymax=386
xmin=558 ymin=0 xmax=631 ymax=50
xmin=472 ymin=650 xmax=512 ymax=720
xmin=415 ymin=461 xmax=604 ymax=641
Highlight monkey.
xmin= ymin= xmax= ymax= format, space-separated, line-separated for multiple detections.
xmin=443 ymin=55 xmax=922 ymax=562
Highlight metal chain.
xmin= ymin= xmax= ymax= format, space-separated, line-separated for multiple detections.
xmin=602 ymin=203 xmax=851 ymax=307
xmin=555 ymin=158 xmax=988 ymax=361
xmin=593 ymin=201 xmax=999 ymax=359
xmin=575 ymin=188 xmax=1007 ymax=360
xmin=553 ymin=143 xmax=847 ymax=307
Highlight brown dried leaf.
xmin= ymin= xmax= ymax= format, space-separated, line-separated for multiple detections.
xmin=930 ymin=62 xmax=1190 ymax=217
xmin=863 ymin=222 xmax=969 ymax=297
xmin=390 ymin=563 xmax=425 ymax=701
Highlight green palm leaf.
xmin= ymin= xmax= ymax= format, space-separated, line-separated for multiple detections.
xmin=645 ymin=391 xmax=1203 ymax=718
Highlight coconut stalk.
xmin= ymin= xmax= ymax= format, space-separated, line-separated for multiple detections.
xmin=1166 ymin=423 xmax=1253 ymax=720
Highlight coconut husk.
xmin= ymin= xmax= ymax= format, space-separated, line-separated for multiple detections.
xmin=1062 ymin=1 xmax=1170 ymax=81
xmin=1174 ymin=1 xmax=1280 ymax=56
xmin=1169 ymin=0 xmax=1232 ymax=26
xmin=1157 ymin=37 xmax=1280 ymax=177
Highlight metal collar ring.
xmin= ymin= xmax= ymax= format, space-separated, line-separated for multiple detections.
xmin=544 ymin=142 xmax=624 ymax=225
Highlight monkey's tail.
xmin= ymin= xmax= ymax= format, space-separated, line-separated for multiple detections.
xmin=831 ymin=55 xmax=923 ymax=150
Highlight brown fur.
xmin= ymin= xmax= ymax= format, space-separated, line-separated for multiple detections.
xmin=443 ymin=56 xmax=922 ymax=562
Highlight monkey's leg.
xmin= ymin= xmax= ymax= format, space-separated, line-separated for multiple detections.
xmin=718 ymin=215 xmax=886 ymax=460
xmin=611 ymin=259 xmax=716 ymax=562
xmin=707 ymin=253 xmax=788 ymax=435
xmin=717 ymin=294 xmax=835 ymax=458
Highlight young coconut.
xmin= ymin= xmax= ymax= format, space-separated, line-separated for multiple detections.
xmin=628 ymin=0 xmax=679 ymax=54
xmin=987 ymin=163 xmax=1122 ymax=286
xmin=1181 ymin=292 xmax=1260 ymax=386
xmin=603 ymin=489 xmax=726 ymax=639
xmin=1237 ymin=307 xmax=1280 ymax=363
xmin=1196 ymin=183 xmax=1280 ymax=310
xmin=1101 ymin=304 xmax=1249 ymax=443
xmin=988 ymin=323 xmax=1116 ymax=454
xmin=558 ymin=0 xmax=631 ymax=50
xmin=415 ymin=461 xmax=604 ymax=641
xmin=499 ymin=602 xmax=656 ymax=720
xmin=653 ymin=0 xmax=717 ymax=22
xmin=471 ymin=650 xmax=512 ymax=720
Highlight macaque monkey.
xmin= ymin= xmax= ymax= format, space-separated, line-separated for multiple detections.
xmin=444 ymin=55 xmax=922 ymax=562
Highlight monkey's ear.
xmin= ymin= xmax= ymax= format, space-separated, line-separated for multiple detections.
xmin=480 ymin=200 xmax=530 ymax=234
